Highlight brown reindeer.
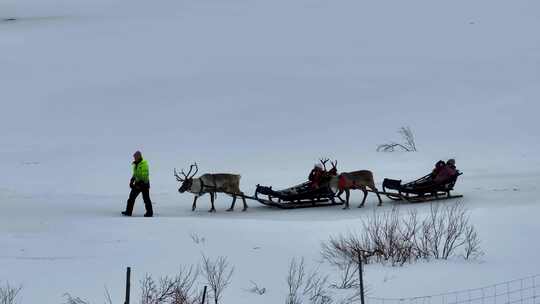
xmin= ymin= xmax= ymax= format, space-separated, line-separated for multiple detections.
xmin=174 ymin=163 xmax=248 ymax=212
xmin=330 ymin=168 xmax=383 ymax=209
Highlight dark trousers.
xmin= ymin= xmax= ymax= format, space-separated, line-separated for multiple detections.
xmin=125 ymin=183 xmax=153 ymax=215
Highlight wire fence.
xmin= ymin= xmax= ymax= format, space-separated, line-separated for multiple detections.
xmin=367 ymin=275 xmax=540 ymax=304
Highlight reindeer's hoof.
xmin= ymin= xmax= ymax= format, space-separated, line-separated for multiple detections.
xmin=226 ymin=208 xmax=234 ymax=212
xmin=358 ymin=205 xmax=364 ymax=208
xmin=192 ymin=208 xmax=196 ymax=212
xmin=242 ymin=208 xmax=247 ymax=212
xmin=343 ymin=206 xmax=350 ymax=210
xmin=377 ymin=203 xmax=383 ymax=207
xmin=208 ymin=209 xmax=216 ymax=213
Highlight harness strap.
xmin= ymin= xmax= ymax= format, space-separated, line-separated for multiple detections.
xmin=198 ymin=179 xmax=206 ymax=196
xmin=198 ymin=178 xmax=218 ymax=195
xmin=198 ymin=176 xmax=232 ymax=196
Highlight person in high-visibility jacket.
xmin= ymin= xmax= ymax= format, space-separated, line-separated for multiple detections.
xmin=122 ymin=151 xmax=153 ymax=217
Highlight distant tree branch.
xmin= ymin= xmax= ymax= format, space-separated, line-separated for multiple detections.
xmin=377 ymin=126 xmax=417 ymax=152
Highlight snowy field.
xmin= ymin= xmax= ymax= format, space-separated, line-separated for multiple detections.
xmin=1 ymin=0 xmax=540 ymax=302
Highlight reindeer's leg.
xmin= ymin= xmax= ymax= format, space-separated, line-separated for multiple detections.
xmin=209 ymin=192 xmax=216 ymax=212
xmin=335 ymin=190 xmax=345 ymax=203
xmin=359 ymin=188 xmax=368 ymax=208
xmin=192 ymin=195 xmax=198 ymax=211
xmin=337 ymin=190 xmax=345 ymax=203
xmin=241 ymin=193 xmax=248 ymax=211
xmin=227 ymin=195 xmax=237 ymax=212
xmin=373 ymin=187 xmax=383 ymax=206
xmin=343 ymin=190 xmax=350 ymax=209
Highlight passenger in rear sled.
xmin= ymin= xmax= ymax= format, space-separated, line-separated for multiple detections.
xmin=433 ymin=159 xmax=457 ymax=183
xmin=404 ymin=159 xmax=458 ymax=190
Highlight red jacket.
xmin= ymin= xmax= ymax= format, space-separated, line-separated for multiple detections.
xmin=309 ymin=168 xmax=323 ymax=187
xmin=434 ymin=165 xmax=457 ymax=183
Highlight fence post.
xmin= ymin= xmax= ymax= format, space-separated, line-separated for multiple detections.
xmin=201 ymin=285 xmax=208 ymax=304
xmin=358 ymin=250 xmax=365 ymax=304
xmin=125 ymin=267 xmax=131 ymax=304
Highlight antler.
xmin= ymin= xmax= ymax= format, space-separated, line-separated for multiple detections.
xmin=174 ymin=163 xmax=199 ymax=182
xmin=319 ymin=158 xmax=329 ymax=171
xmin=331 ymin=160 xmax=338 ymax=170
xmin=174 ymin=168 xmax=185 ymax=182
xmin=191 ymin=163 xmax=199 ymax=178
xmin=182 ymin=162 xmax=199 ymax=179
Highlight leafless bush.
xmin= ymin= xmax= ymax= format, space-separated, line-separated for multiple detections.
xmin=330 ymin=262 xmax=358 ymax=289
xmin=245 ymin=281 xmax=266 ymax=295
xmin=286 ymin=257 xmax=334 ymax=304
xmin=336 ymin=289 xmax=362 ymax=304
xmin=322 ymin=202 xmax=481 ymax=268
xmin=0 ymin=283 xmax=22 ymax=304
xmin=190 ymin=232 xmax=206 ymax=245
xmin=141 ymin=265 xmax=201 ymax=304
xmin=286 ymin=257 xmax=305 ymax=304
xmin=201 ymin=255 xmax=234 ymax=304
xmin=399 ymin=126 xmax=416 ymax=151
xmin=420 ymin=202 xmax=482 ymax=260
xmin=322 ymin=208 xmax=415 ymax=267
xmin=362 ymin=207 xmax=416 ymax=266
xmin=377 ymin=126 xmax=417 ymax=152
xmin=463 ymin=225 xmax=484 ymax=259
xmin=304 ymin=271 xmax=333 ymax=304
xmin=62 ymin=287 xmax=112 ymax=304
xmin=63 ymin=294 xmax=91 ymax=304
xmin=104 ymin=288 xmax=112 ymax=304
xmin=321 ymin=236 xmax=363 ymax=289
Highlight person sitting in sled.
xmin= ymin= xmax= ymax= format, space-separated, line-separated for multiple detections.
xmin=409 ymin=159 xmax=456 ymax=190
xmin=434 ymin=159 xmax=457 ymax=184
xmin=431 ymin=160 xmax=446 ymax=178
xmin=308 ymin=164 xmax=324 ymax=189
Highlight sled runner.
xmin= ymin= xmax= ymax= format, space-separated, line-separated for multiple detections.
xmin=253 ymin=181 xmax=343 ymax=209
xmin=381 ymin=172 xmax=463 ymax=203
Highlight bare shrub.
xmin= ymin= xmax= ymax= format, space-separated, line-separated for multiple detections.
xmin=420 ymin=202 xmax=480 ymax=260
xmin=322 ymin=202 xmax=481 ymax=268
xmin=63 ymin=294 xmax=90 ymax=304
xmin=330 ymin=262 xmax=358 ymax=290
xmin=190 ymin=232 xmax=206 ymax=245
xmin=337 ymin=289 xmax=362 ymax=304
xmin=286 ymin=257 xmax=334 ymax=304
xmin=398 ymin=126 xmax=416 ymax=151
xmin=104 ymin=288 xmax=113 ymax=304
xmin=322 ymin=208 xmax=415 ymax=267
xmin=0 ymin=283 xmax=22 ymax=304
xmin=377 ymin=126 xmax=417 ymax=152
xmin=441 ymin=203 xmax=468 ymax=259
xmin=286 ymin=257 xmax=305 ymax=304
xmin=304 ymin=271 xmax=332 ymax=304
xmin=245 ymin=281 xmax=266 ymax=295
xmin=141 ymin=265 xmax=201 ymax=304
xmin=201 ymin=255 xmax=234 ymax=304
xmin=464 ymin=224 xmax=483 ymax=260
xmin=62 ymin=287 xmax=112 ymax=304
xmin=321 ymin=235 xmax=364 ymax=289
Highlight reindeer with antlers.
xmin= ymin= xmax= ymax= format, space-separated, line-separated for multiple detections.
xmin=174 ymin=163 xmax=248 ymax=212
xmin=317 ymin=158 xmax=383 ymax=209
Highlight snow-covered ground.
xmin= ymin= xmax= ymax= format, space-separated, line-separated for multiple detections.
xmin=1 ymin=0 xmax=540 ymax=302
